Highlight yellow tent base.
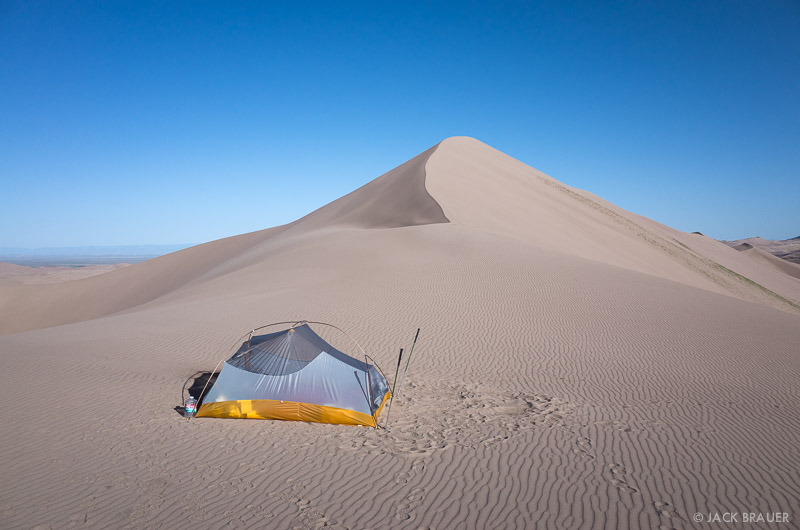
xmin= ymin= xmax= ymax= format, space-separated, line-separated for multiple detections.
xmin=197 ymin=392 xmax=390 ymax=427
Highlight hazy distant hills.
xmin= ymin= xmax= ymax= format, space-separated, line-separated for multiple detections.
xmin=720 ymin=236 xmax=800 ymax=264
xmin=0 ymin=244 xmax=191 ymax=266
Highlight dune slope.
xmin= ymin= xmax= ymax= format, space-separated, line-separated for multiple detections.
xmin=426 ymin=137 xmax=800 ymax=312
xmin=0 ymin=144 xmax=446 ymax=336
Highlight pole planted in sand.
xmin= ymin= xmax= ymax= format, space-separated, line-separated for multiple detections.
xmin=384 ymin=348 xmax=403 ymax=428
xmin=393 ymin=328 xmax=420 ymax=412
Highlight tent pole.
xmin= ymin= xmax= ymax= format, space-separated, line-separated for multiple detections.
xmin=364 ymin=355 xmax=375 ymax=428
xmin=384 ymin=348 xmax=403 ymax=429
xmin=191 ymin=358 xmax=224 ymax=420
xmin=245 ymin=331 xmax=253 ymax=371
xmin=394 ymin=329 xmax=420 ymax=403
xmin=181 ymin=370 xmax=202 ymax=409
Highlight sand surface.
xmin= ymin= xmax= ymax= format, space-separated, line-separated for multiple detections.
xmin=1 ymin=137 xmax=798 ymax=529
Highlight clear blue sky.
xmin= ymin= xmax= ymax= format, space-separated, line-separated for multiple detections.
xmin=2 ymin=1 xmax=798 ymax=247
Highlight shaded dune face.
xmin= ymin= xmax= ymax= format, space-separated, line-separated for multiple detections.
xmin=284 ymin=143 xmax=449 ymax=231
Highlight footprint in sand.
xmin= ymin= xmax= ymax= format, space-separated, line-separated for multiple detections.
xmin=356 ymin=384 xmax=573 ymax=455
xmin=245 ymin=503 xmax=274 ymax=519
xmin=610 ymin=478 xmax=638 ymax=494
xmin=395 ymin=487 xmax=427 ymax=522
xmin=395 ymin=499 xmax=414 ymax=522
xmin=607 ymin=464 xmax=638 ymax=494
xmin=272 ymin=480 xmax=330 ymax=529
xmin=573 ymin=436 xmax=594 ymax=459
xmin=653 ymin=501 xmax=683 ymax=521
xmin=293 ymin=503 xmax=328 ymax=529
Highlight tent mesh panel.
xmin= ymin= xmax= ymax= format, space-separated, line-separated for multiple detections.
xmin=227 ymin=323 xmax=370 ymax=376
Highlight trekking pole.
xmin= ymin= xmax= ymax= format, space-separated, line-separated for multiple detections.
xmin=384 ymin=348 xmax=403 ymax=429
xmin=394 ymin=328 xmax=420 ymax=403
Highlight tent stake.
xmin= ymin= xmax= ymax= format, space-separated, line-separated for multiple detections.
xmin=384 ymin=348 xmax=403 ymax=429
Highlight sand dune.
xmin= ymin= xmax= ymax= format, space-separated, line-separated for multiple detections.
xmin=733 ymin=246 xmax=800 ymax=280
xmin=0 ymin=262 xmax=129 ymax=283
xmin=427 ymin=137 xmax=800 ymax=312
xmin=723 ymin=236 xmax=800 ymax=264
xmin=0 ymin=138 xmax=798 ymax=529
xmin=0 ymin=262 xmax=40 ymax=278
xmin=0 ymin=230 xmax=278 ymax=335
xmin=2 ymin=140 xmax=798 ymax=337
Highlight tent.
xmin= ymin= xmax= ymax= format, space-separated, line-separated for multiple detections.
xmin=196 ymin=322 xmax=390 ymax=427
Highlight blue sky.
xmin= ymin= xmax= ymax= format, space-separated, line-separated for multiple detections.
xmin=1 ymin=1 xmax=798 ymax=247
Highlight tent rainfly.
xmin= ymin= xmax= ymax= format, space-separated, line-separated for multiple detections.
xmin=196 ymin=322 xmax=390 ymax=427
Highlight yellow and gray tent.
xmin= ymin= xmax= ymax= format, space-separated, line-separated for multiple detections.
xmin=196 ymin=322 xmax=390 ymax=426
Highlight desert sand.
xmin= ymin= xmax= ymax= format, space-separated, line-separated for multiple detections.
xmin=0 ymin=137 xmax=798 ymax=529
xmin=0 ymin=262 xmax=129 ymax=284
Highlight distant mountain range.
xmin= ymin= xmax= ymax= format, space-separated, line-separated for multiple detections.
xmin=720 ymin=236 xmax=800 ymax=264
